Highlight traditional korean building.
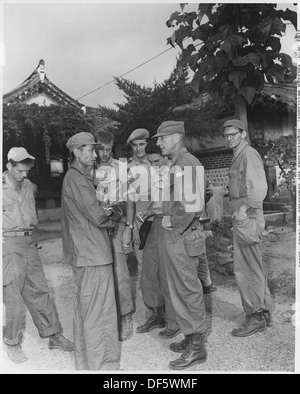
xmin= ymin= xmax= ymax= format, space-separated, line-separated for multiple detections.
xmin=3 ymin=59 xmax=87 ymax=208
xmin=174 ymin=83 xmax=297 ymax=203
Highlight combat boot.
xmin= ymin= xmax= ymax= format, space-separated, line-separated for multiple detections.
xmin=136 ymin=306 xmax=166 ymax=333
xmin=231 ymin=312 xmax=266 ymax=337
xmin=170 ymin=335 xmax=191 ymax=353
xmin=49 ymin=332 xmax=74 ymax=351
xmin=169 ymin=333 xmax=207 ymax=370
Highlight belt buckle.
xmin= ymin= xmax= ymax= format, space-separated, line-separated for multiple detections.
xmin=24 ymin=231 xmax=29 ymax=236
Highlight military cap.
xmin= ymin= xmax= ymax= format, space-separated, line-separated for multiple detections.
xmin=152 ymin=120 xmax=185 ymax=138
xmin=222 ymin=119 xmax=247 ymax=131
xmin=127 ymin=128 xmax=149 ymax=145
xmin=66 ymin=132 xmax=98 ymax=152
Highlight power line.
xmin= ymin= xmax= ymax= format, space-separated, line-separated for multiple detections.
xmin=77 ymin=45 xmax=179 ymax=101
xmin=78 ymin=18 xmax=295 ymax=102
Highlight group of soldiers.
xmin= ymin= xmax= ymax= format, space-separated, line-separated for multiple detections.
xmin=2 ymin=118 xmax=272 ymax=371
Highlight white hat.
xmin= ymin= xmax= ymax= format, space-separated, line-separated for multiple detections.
xmin=7 ymin=147 xmax=35 ymax=162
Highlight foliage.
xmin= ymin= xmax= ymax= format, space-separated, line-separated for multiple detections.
xmin=173 ymin=98 xmax=233 ymax=141
xmin=254 ymin=130 xmax=296 ymax=209
xmin=86 ymin=107 xmax=121 ymax=137
xmin=98 ymin=67 xmax=198 ymax=140
xmin=3 ymin=103 xmax=92 ymax=148
xmin=166 ymin=3 xmax=297 ymax=107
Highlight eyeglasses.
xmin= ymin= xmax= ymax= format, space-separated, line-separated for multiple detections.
xmin=223 ymin=131 xmax=241 ymax=140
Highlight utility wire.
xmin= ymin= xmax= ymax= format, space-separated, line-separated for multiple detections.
xmin=77 ymin=46 xmax=179 ymax=101
xmin=76 ymin=37 xmax=198 ymax=101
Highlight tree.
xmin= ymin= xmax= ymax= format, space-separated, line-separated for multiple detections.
xmin=254 ymin=131 xmax=297 ymax=222
xmin=2 ymin=103 xmax=95 ymax=188
xmin=99 ymin=67 xmax=198 ymax=144
xmin=3 ymin=103 xmax=91 ymax=147
xmin=166 ymin=3 xmax=297 ymax=138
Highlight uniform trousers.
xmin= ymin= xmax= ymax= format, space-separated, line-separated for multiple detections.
xmin=3 ymin=236 xmax=62 ymax=346
xmin=162 ymin=227 xmax=207 ymax=335
xmin=232 ymin=208 xmax=272 ymax=315
xmin=141 ymin=217 xmax=178 ymax=330
xmin=73 ymin=264 xmax=120 ymax=371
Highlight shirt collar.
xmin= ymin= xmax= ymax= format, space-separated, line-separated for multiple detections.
xmin=132 ymin=155 xmax=149 ymax=166
xmin=71 ymin=162 xmax=92 ymax=179
xmin=2 ymin=171 xmax=28 ymax=191
xmin=234 ymin=140 xmax=248 ymax=158
xmin=98 ymin=157 xmax=113 ymax=167
xmin=170 ymin=147 xmax=188 ymax=167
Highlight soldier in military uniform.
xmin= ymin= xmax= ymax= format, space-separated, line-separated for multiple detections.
xmin=2 ymin=147 xmax=73 ymax=364
xmin=93 ymin=130 xmax=134 ymax=341
xmin=153 ymin=121 xmax=208 ymax=370
xmin=122 ymin=128 xmax=152 ymax=285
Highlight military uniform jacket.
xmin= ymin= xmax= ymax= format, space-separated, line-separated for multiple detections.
xmin=162 ymin=148 xmax=205 ymax=235
xmin=228 ymin=140 xmax=268 ymax=213
xmin=2 ymin=172 xmax=38 ymax=232
xmin=61 ymin=162 xmax=116 ymax=267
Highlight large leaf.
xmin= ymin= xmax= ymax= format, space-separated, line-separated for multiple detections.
xmin=177 ymin=45 xmax=195 ymax=72
xmin=277 ymin=8 xmax=297 ymax=30
xmin=180 ymin=3 xmax=188 ymax=13
xmin=188 ymin=52 xmax=200 ymax=72
xmin=279 ymin=53 xmax=294 ymax=68
xmin=229 ymin=71 xmax=247 ymax=89
xmin=267 ymin=36 xmax=281 ymax=53
xmin=268 ymin=62 xmax=285 ymax=83
xmin=258 ymin=17 xmax=272 ymax=42
xmin=198 ymin=3 xmax=215 ymax=24
xmin=219 ymin=24 xmax=231 ymax=40
xmin=271 ymin=17 xmax=286 ymax=36
xmin=196 ymin=22 xmax=211 ymax=42
xmin=238 ymin=86 xmax=257 ymax=105
xmin=233 ymin=53 xmax=261 ymax=68
xmin=166 ymin=11 xmax=181 ymax=28
xmin=215 ymin=50 xmax=230 ymax=72
xmin=220 ymin=40 xmax=233 ymax=59
xmin=184 ymin=12 xmax=198 ymax=27
xmin=190 ymin=70 xmax=204 ymax=94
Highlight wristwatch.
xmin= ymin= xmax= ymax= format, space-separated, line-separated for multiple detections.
xmin=125 ymin=223 xmax=134 ymax=229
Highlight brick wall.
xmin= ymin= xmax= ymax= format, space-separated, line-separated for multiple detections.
xmin=196 ymin=150 xmax=233 ymax=170
xmin=195 ymin=150 xmax=233 ymax=191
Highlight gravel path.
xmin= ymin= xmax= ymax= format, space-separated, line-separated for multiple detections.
xmin=1 ymin=222 xmax=296 ymax=373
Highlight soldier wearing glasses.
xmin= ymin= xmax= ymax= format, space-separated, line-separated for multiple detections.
xmin=223 ymin=119 xmax=272 ymax=337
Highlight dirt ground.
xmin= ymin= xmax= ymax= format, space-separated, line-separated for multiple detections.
xmin=0 ymin=221 xmax=297 ymax=374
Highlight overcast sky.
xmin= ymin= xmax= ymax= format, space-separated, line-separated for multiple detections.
xmin=1 ymin=1 xmax=298 ymax=109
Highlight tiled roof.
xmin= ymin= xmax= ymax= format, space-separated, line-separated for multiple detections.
xmin=259 ymin=83 xmax=296 ymax=109
xmin=174 ymin=83 xmax=296 ymax=113
xmin=3 ymin=60 xmax=84 ymax=109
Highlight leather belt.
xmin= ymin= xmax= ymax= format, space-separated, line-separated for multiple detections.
xmin=154 ymin=213 xmax=163 ymax=219
xmin=3 ymin=230 xmax=33 ymax=237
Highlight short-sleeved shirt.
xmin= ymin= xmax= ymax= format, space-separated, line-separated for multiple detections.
xmin=2 ymin=171 xmax=38 ymax=232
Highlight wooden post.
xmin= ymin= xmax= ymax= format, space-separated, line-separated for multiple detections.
xmin=234 ymin=95 xmax=251 ymax=145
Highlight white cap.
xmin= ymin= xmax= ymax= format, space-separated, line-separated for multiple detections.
xmin=7 ymin=147 xmax=35 ymax=162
